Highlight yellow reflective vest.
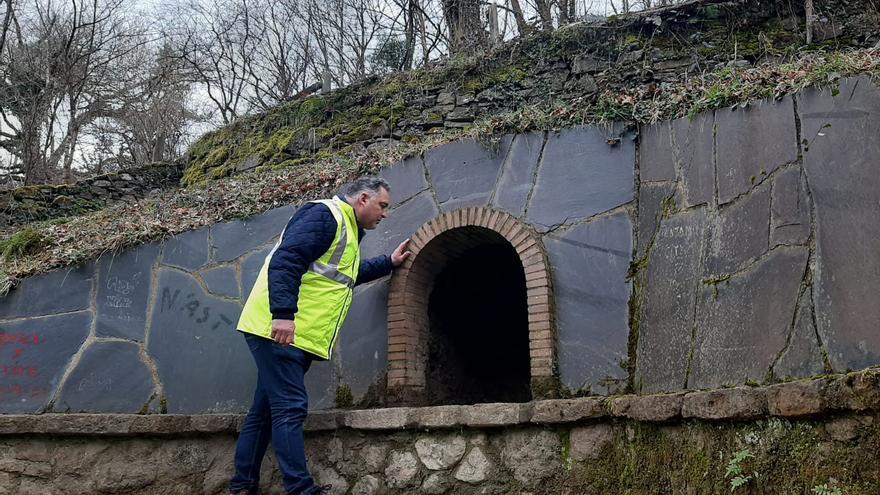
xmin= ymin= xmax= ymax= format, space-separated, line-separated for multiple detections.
xmin=237 ymin=197 xmax=360 ymax=359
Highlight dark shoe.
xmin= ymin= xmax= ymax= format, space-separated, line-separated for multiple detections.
xmin=309 ymin=485 xmax=332 ymax=495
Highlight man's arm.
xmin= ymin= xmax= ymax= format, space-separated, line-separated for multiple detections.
xmin=355 ymin=239 xmax=412 ymax=286
xmin=268 ymin=203 xmax=336 ymax=343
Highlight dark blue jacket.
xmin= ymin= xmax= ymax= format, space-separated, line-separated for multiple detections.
xmin=268 ymin=197 xmax=393 ymax=320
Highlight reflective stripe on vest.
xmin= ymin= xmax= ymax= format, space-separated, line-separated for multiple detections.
xmin=308 ymin=200 xmax=355 ymax=288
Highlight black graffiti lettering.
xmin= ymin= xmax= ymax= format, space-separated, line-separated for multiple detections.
xmin=160 ymin=288 xmax=180 ymax=312
xmin=197 ymin=306 xmax=211 ymax=324
xmin=212 ymin=314 xmax=234 ymax=331
xmin=183 ymin=298 xmax=200 ymax=318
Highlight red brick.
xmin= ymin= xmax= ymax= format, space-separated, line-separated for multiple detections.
xmin=531 ymin=347 xmax=553 ymax=358
xmin=528 ymin=303 xmax=551 ymax=315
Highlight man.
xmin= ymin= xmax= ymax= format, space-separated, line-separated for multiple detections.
xmin=230 ymin=176 xmax=410 ymax=495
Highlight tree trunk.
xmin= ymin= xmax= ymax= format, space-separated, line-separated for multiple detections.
xmin=442 ymin=0 xmax=486 ymax=56
xmin=509 ymin=0 xmax=530 ymax=35
xmin=533 ymin=0 xmax=553 ymax=30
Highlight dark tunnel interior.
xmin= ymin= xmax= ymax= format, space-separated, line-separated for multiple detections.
xmin=425 ymin=242 xmax=531 ymax=405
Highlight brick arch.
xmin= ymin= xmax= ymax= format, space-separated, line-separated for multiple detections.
xmin=386 ymin=206 xmax=556 ymax=404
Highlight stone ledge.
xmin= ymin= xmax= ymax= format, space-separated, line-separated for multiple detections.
xmin=1 ymin=369 xmax=878 ymax=436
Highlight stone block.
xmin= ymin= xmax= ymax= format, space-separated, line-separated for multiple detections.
xmin=671 ymin=113 xmax=714 ymax=206
xmin=56 ymin=341 xmax=154 ymax=413
xmin=569 ymin=424 xmax=614 ymax=461
xmin=344 ymin=407 xmax=410 ymax=430
xmin=454 ymin=446 xmax=491 ymax=483
xmin=304 ymin=410 xmax=341 ymax=431
xmin=351 ymin=475 xmax=380 ymax=495
xmin=636 ymin=209 xmax=707 ymax=393
xmin=384 ymin=450 xmax=419 ymax=488
xmin=147 ymin=269 xmax=250 ymax=413
xmin=544 ymin=212 xmax=632 ymax=395
xmin=424 ymin=139 xmax=506 ymax=212
xmin=491 ymin=132 xmax=544 ymax=217
xmin=527 ymin=126 xmax=634 ymax=229
xmin=766 ymin=380 xmax=824 ymax=417
xmin=0 ymin=263 xmax=93 ymax=320
xmin=461 ymin=403 xmax=530 ymax=427
xmin=337 ymin=279 xmax=389 ymax=402
xmin=200 ymin=266 xmax=240 ymax=299
xmin=188 ymin=414 xmax=240 ymax=433
xmin=530 ymin=397 xmax=606 ymax=424
xmin=773 ymin=289 xmax=826 ymax=380
xmin=421 ymin=472 xmax=451 ymax=494
xmin=95 ymin=243 xmax=160 ymax=341
xmin=690 ymin=247 xmax=808 ymax=389
xmin=639 ymin=121 xmax=675 ymax=182
xmin=0 ymin=312 xmax=91 ymax=414
xmin=770 ymin=166 xmax=811 ymax=246
xmin=409 ymin=405 xmax=462 ymax=428
xmin=681 ymin=387 xmax=767 ymax=420
xmin=716 ymin=96 xmax=797 ymax=204
xmin=705 ymin=184 xmax=770 ymax=277
xmin=379 ymin=156 xmax=428 ymax=204
xmin=211 ymin=205 xmax=295 ymax=263
xmin=161 ymin=229 xmax=209 ymax=271
xmin=636 ymin=182 xmax=677 ymax=257
xmin=239 ymin=245 xmax=271 ymax=298
xmin=609 ymin=393 xmax=684 ymax=421
xmin=500 ymin=429 xmax=561 ymax=486
xmin=799 ymin=76 xmax=880 ymax=372
xmin=415 ymin=434 xmax=466 ymax=470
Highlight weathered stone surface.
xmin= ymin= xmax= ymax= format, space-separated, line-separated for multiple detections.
xmin=211 ymin=205 xmax=294 ymax=262
xmin=825 ymin=417 xmax=863 ymax=442
xmin=344 ymin=407 xmax=410 ymax=430
xmin=690 ymin=247 xmax=808 ymax=389
xmin=636 ymin=182 xmax=677 ymax=257
xmin=304 ymin=410 xmax=341 ymax=431
xmin=239 ymin=245 xmax=271 ymax=298
xmin=199 ymin=266 xmax=240 ymax=299
xmin=305 ymin=360 xmax=338 ymax=410
xmin=570 ymin=424 xmax=614 ymax=461
xmin=424 ymin=139 xmax=506 ymax=212
xmin=530 ymin=397 xmax=606 ymax=424
xmin=671 ymin=113 xmax=714 ymax=206
xmin=415 ymin=434 xmax=466 ymax=470
xmin=161 ymin=229 xmax=209 ymax=271
xmin=55 ymin=341 xmax=153 ymax=414
xmin=147 ymin=269 xmax=250 ymax=413
xmin=491 ymin=132 xmax=544 ymax=217
xmin=527 ymin=127 xmax=634 ymax=229
xmin=766 ymin=380 xmax=824 ymax=417
xmin=361 ymin=443 xmax=388 ymax=473
xmin=773 ymin=289 xmax=826 ymax=380
xmin=453 ymin=447 xmax=491 ymax=484
xmin=799 ymin=77 xmax=880 ymax=372
xmin=609 ymin=393 xmax=684 ymax=421
xmin=379 ymin=156 xmax=428 ymax=204
xmin=705 ymin=184 xmax=770 ymax=276
xmin=351 ymin=474 xmax=380 ymax=495
xmin=0 ymin=264 xmax=93 ymax=320
xmin=0 ymin=312 xmax=91 ymax=414
xmin=409 ymin=405 xmax=462 ymax=428
xmin=421 ymin=472 xmax=451 ymax=494
xmin=681 ymin=388 xmax=767 ymax=420
xmin=95 ymin=243 xmax=159 ymax=341
xmin=716 ymin=96 xmax=797 ymax=204
xmin=313 ymin=465 xmax=349 ymax=495
xmin=639 ymin=121 xmax=675 ymax=181
xmin=850 ymin=369 xmax=880 ymax=411
xmin=384 ymin=450 xmax=419 ymax=488
xmin=500 ymin=430 xmax=561 ymax=486
xmin=770 ymin=166 xmax=811 ymax=247
xmin=360 ymin=190 xmax=438 ymax=259
xmin=545 ymin=212 xmax=632 ymax=394
xmin=636 ymin=208 xmax=707 ymax=393
xmin=337 ymin=279 xmax=389 ymax=401
xmin=461 ymin=403 xmax=530 ymax=427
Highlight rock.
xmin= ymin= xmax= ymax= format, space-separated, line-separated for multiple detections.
xmin=92 ymin=180 xmax=112 ymax=188
xmin=456 ymin=94 xmax=475 ymax=106
xmin=825 ymin=417 xmax=861 ymax=442
xmin=415 ymin=434 xmax=467 ymax=470
xmin=436 ymin=92 xmax=456 ymax=106
xmin=344 ymin=407 xmax=410 ymax=430
xmin=570 ymin=424 xmax=614 ymax=461
xmin=51 ymin=195 xmax=74 ymax=207
xmin=563 ymin=74 xmax=598 ymax=94
xmin=454 ymin=447 xmax=492 ymax=484
xmin=361 ymin=444 xmax=388 ymax=473
xmin=119 ymin=173 xmax=134 ymax=181
xmin=620 ymin=49 xmax=644 ymax=63
xmin=531 ymin=398 xmax=606 ymax=424
xmin=421 ymin=472 xmax=451 ymax=494
xmin=351 ymin=475 xmax=380 ymax=495
xmin=446 ymin=106 xmax=475 ymax=122
xmin=681 ymin=387 xmax=767 ymax=419
xmin=500 ymin=430 xmax=561 ymax=486
xmin=609 ymin=393 xmax=684 ymax=421
xmin=571 ymin=55 xmax=602 ymax=74
xmin=312 ymin=466 xmax=349 ymax=495
xmin=384 ymin=450 xmax=419 ymax=488
xmin=766 ymin=380 xmax=824 ymax=417
xmin=461 ymin=403 xmax=530 ymax=426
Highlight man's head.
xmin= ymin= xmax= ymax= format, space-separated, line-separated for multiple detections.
xmin=342 ymin=176 xmax=391 ymax=230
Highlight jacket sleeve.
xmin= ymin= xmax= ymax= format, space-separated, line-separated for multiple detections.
xmin=355 ymin=255 xmax=393 ymax=286
xmin=268 ymin=203 xmax=336 ymax=320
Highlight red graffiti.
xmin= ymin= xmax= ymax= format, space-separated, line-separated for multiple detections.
xmin=0 ymin=384 xmax=48 ymax=398
xmin=0 ymin=333 xmax=40 ymax=346
xmin=1 ymin=365 xmax=39 ymax=378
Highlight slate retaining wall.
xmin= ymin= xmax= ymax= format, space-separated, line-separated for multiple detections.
xmin=1 ymin=77 xmax=878 ymax=414
xmin=1 ymin=372 xmax=879 ymax=494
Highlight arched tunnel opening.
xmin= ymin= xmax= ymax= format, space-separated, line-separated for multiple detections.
xmin=425 ymin=239 xmax=532 ymax=405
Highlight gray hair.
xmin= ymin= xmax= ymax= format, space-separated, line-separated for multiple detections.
xmin=341 ymin=176 xmax=390 ymax=199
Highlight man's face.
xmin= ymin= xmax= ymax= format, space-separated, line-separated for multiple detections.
xmin=355 ymin=187 xmax=391 ymax=230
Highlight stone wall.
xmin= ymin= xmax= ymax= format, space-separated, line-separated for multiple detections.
xmin=1 ymin=371 xmax=879 ymax=494
xmin=0 ymin=162 xmax=183 ymax=228
xmin=0 ymin=76 xmax=878 ymax=414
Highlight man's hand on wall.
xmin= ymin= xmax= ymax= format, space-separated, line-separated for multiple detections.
xmin=271 ymin=319 xmax=295 ymax=345
xmin=391 ymin=239 xmax=412 ymax=267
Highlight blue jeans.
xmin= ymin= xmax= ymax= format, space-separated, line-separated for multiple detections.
xmin=230 ymin=333 xmax=316 ymax=495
